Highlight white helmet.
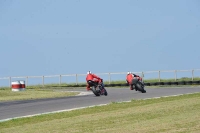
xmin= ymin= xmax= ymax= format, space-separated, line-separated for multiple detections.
xmin=87 ymin=71 xmax=92 ymax=74
xmin=127 ymin=71 xmax=130 ymax=74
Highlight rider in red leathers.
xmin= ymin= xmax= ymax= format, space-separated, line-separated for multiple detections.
xmin=86 ymin=71 xmax=103 ymax=91
xmin=126 ymin=71 xmax=143 ymax=90
xmin=132 ymin=73 xmax=143 ymax=82
xmin=126 ymin=71 xmax=134 ymax=90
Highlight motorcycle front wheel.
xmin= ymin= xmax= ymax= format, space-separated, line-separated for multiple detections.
xmin=103 ymin=88 xmax=108 ymax=96
xmin=91 ymin=86 xmax=101 ymax=96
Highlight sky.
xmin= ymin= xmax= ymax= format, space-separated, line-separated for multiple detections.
xmin=0 ymin=0 xmax=200 ymax=85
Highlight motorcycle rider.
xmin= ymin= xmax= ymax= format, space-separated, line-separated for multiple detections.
xmin=86 ymin=71 xmax=104 ymax=91
xmin=132 ymin=72 xmax=143 ymax=82
xmin=126 ymin=71 xmax=134 ymax=90
xmin=126 ymin=71 xmax=143 ymax=90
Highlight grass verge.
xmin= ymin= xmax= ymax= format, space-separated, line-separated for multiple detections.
xmin=0 ymin=93 xmax=200 ymax=133
xmin=0 ymin=87 xmax=79 ymax=102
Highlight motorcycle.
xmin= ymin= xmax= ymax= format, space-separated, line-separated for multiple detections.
xmin=87 ymin=80 xmax=108 ymax=96
xmin=130 ymin=79 xmax=146 ymax=93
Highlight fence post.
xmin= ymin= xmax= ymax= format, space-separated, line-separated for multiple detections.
xmin=174 ymin=70 xmax=177 ymax=81
xmin=192 ymin=69 xmax=194 ymax=81
xmin=76 ymin=74 xmax=78 ymax=85
xmin=42 ymin=76 xmax=44 ymax=86
xmin=26 ymin=76 xmax=28 ymax=87
xmin=108 ymin=73 xmax=111 ymax=84
xmin=158 ymin=71 xmax=160 ymax=82
xmin=142 ymin=72 xmax=144 ymax=80
xmin=59 ymin=75 xmax=62 ymax=85
xmin=9 ymin=77 xmax=11 ymax=87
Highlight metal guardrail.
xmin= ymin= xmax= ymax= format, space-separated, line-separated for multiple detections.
xmin=0 ymin=69 xmax=200 ymax=87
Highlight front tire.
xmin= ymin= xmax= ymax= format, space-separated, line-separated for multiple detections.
xmin=91 ymin=86 xmax=100 ymax=96
xmin=104 ymin=89 xmax=108 ymax=96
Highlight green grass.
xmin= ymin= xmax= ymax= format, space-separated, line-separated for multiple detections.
xmin=0 ymin=93 xmax=200 ymax=133
xmin=0 ymin=87 xmax=79 ymax=102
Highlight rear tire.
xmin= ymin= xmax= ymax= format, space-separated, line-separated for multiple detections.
xmin=136 ymin=82 xmax=146 ymax=93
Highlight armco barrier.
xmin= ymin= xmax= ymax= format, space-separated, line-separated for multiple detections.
xmin=64 ymin=80 xmax=200 ymax=87
xmin=192 ymin=81 xmax=199 ymax=85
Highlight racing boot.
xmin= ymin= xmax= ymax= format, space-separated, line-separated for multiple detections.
xmin=130 ymin=85 xmax=134 ymax=90
xmin=101 ymin=89 xmax=105 ymax=95
xmin=86 ymin=84 xmax=91 ymax=91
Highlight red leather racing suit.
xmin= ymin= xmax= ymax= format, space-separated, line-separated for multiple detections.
xmin=126 ymin=73 xmax=142 ymax=90
xmin=86 ymin=73 xmax=102 ymax=91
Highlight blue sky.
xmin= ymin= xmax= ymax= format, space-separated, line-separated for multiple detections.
xmin=0 ymin=0 xmax=200 ymax=80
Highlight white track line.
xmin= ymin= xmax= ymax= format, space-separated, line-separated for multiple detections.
xmin=0 ymin=92 xmax=199 ymax=123
xmin=0 ymin=103 xmax=108 ymax=123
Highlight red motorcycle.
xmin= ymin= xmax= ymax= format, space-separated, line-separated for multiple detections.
xmin=129 ymin=78 xmax=146 ymax=93
xmin=87 ymin=80 xmax=108 ymax=96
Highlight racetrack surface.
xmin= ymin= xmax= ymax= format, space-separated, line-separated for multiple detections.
xmin=0 ymin=87 xmax=200 ymax=121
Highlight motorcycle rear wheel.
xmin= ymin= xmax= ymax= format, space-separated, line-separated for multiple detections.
xmin=136 ymin=82 xmax=146 ymax=93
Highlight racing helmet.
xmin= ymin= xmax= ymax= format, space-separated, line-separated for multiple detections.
xmin=127 ymin=71 xmax=130 ymax=74
xmin=87 ymin=71 xmax=92 ymax=74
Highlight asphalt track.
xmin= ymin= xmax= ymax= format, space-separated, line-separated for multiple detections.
xmin=0 ymin=87 xmax=200 ymax=122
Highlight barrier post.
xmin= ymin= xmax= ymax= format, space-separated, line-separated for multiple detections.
xmin=142 ymin=72 xmax=144 ymax=81
xmin=59 ymin=75 xmax=62 ymax=85
xmin=42 ymin=76 xmax=44 ymax=86
xmin=76 ymin=74 xmax=78 ymax=85
xmin=108 ymin=73 xmax=111 ymax=84
xmin=174 ymin=70 xmax=177 ymax=81
xmin=192 ymin=70 xmax=194 ymax=81
xmin=9 ymin=77 xmax=11 ymax=87
xmin=26 ymin=76 xmax=28 ymax=87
